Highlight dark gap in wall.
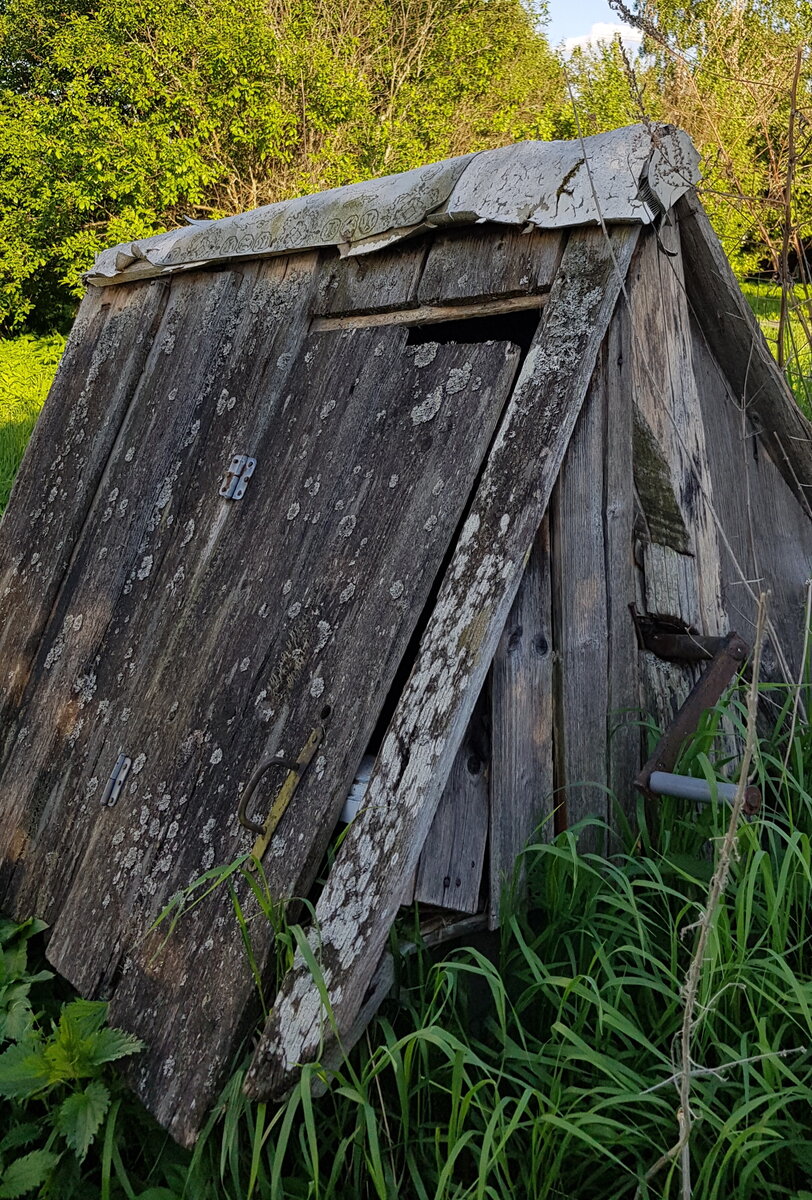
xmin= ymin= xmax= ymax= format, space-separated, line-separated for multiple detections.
xmin=406 ymin=308 xmax=540 ymax=355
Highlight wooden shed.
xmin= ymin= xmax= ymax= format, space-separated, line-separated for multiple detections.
xmin=1 ymin=124 xmax=811 ymax=1145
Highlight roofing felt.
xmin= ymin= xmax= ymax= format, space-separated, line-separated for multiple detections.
xmin=86 ymin=124 xmax=700 ymax=287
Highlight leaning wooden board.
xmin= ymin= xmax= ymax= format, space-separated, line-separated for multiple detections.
xmin=0 ymin=251 xmax=532 ymax=1143
xmin=245 ymin=224 xmax=640 ymax=1101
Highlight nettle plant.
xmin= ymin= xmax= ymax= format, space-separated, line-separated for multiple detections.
xmin=0 ymin=917 xmax=143 ymax=1198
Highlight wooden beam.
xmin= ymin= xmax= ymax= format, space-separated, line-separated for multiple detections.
xmin=676 ymin=190 xmax=812 ymax=515
xmin=311 ymin=293 xmax=546 ymax=332
xmin=418 ymin=228 xmax=565 ymax=306
xmin=243 ymin=223 xmax=640 ymax=1102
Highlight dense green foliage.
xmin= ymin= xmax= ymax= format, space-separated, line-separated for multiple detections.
xmin=0 ymin=334 xmax=65 ymax=512
xmin=0 ymin=0 xmax=562 ymax=327
xmin=0 ymin=687 xmax=811 ymax=1197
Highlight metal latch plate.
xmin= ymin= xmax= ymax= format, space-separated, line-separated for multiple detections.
xmin=100 ymin=753 xmax=131 ymax=807
xmin=219 ymin=454 xmax=256 ymax=501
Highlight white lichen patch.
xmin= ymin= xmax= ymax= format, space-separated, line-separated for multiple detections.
xmin=304 ymin=476 xmax=321 ymax=497
xmin=432 ymin=479 xmax=445 ymax=496
xmin=424 ymin=514 xmax=438 ymax=532
xmin=287 ymin=502 xmax=300 ymax=521
xmin=388 ymin=474 xmax=399 ymax=489
xmin=309 ymin=676 xmax=325 ymax=698
xmin=124 ymin=446 xmax=136 ymax=463
xmin=499 ymin=513 xmax=510 ymax=535
xmin=337 ymin=515 xmax=356 ymax=538
xmin=320 ymin=398 xmax=336 ymax=420
xmin=338 ymin=582 xmax=356 ymax=604
xmin=210 ymin=747 xmax=223 ymax=765
xmin=137 ymin=555 xmax=153 ymax=580
xmin=446 ymin=362 xmax=472 ymax=394
xmin=315 ymin=620 xmax=332 ymax=652
xmin=412 ymin=342 xmax=438 ymax=368
xmin=73 ymin=673 xmax=97 ymax=706
xmin=411 ymin=387 xmax=443 ymax=425
xmin=286 ymin=601 xmax=302 ymax=619
xmin=282 ymin=579 xmax=292 ymax=595
xmin=239 ymin=657 xmax=250 ymax=671
xmin=389 ymin=580 xmax=404 ymax=600
xmin=131 ymin=752 xmax=147 ymax=775
xmin=216 ymin=389 xmax=230 ymax=416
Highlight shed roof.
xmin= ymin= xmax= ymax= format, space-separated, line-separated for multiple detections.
xmin=87 ymin=124 xmax=699 ymax=287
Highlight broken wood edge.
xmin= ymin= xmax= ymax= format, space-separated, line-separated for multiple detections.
xmin=675 ymin=190 xmax=812 ymax=517
xmin=242 ymin=223 xmax=641 ymax=1104
xmin=301 ymin=912 xmax=489 ymax=1100
xmin=310 ymin=293 xmax=547 ymax=332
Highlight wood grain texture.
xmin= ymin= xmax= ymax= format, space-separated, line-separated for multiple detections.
xmin=0 ymin=287 xmax=521 ymax=1145
xmin=676 ymin=190 xmax=812 ymax=513
xmin=244 ymin=224 xmax=641 ymax=1103
xmin=602 ymin=301 xmax=641 ymax=830
xmin=313 ymin=241 xmax=428 ymax=316
xmin=690 ymin=316 xmax=812 ymax=683
xmin=629 ymin=223 xmax=725 ymax=733
xmin=0 ymin=281 xmax=168 ymax=757
xmin=488 ymin=518 xmax=554 ymax=927
xmin=413 ymin=685 xmax=490 ymax=914
xmin=418 ymin=227 xmax=566 ymax=306
xmin=550 ymin=360 xmax=609 ymax=854
xmin=312 ymin=293 xmax=546 ymax=332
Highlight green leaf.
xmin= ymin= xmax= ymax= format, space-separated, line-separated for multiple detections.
xmin=58 ymin=999 xmax=108 ymax=1039
xmin=56 ymin=1080 xmax=110 ymax=1161
xmin=83 ymin=1027 xmax=145 ymax=1068
xmin=0 ymin=1041 xmax=50 ymax=1098
xmin=0 ymin=1127 xmax=41 ymax=1156
xmin=0 ymin=1149 xmax=59 ymax=1198
xmin=2 ymin=997 xmax=34 ymax=1043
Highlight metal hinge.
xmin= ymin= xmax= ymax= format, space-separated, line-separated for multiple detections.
xmin=219 ymin=454 xmax=256 ymax=501
xmin=100 ymin=753 xmax=131 ymax=807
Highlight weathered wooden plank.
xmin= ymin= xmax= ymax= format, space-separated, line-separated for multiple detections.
xmin=313 ymin=241 xmax=428 ymax=316
xmin=676 ymin=190 xmax=812 ymax=512
xmin=418 ymin=227 xmax=566 ymax=306
xmin=312 ymin=293 xmax=546 ymax=332
xmin=603 ymin=300 xmax=640 ymax=831
xmin=550 ymin=360 xmax=609 ymax=854
xmin=413 ymin=685 xmax=490 ymax=914
xmin=488 ymin=518 xmax=554 ymax=928
xmin=244 ymin=223 xmax=640 ymax=1102
xmin=0 ymin=281 xmax=168 ymax=758
xmin=690 ymin=315 xmax=812 ymax=682
xmin=629 ymin=222 xmax=726 ymax=733
xmin=2 ymin=316 xmax=521 ymax=1144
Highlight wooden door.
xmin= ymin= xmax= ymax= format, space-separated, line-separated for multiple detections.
xmin=0 ymin=261 xmax=523 ymax=1141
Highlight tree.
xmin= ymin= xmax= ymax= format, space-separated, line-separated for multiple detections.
xmin=0 ymin=0 xmax=564 ymax=328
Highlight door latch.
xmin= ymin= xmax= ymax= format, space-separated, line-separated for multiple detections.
xmin=237 ymin=726 xmax=324 ymax=861
xmin=219 ymin=454 xmax=256 ymax=501
xmin=100 ymin=753 xmax=131 ymax=807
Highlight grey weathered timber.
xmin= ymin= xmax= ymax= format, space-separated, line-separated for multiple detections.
xmin=313 ymin=241 xmax=428 ymax=316
xmin=418 ymin=228 xmax=566 ymax=306
xmin=602 ymin=303 xmax=640 ymax=828
xmin=676 ymin=190 xmax=812 ymax=512
xmin=312 ymin=293 xmax=546 ymax=333
xmin=629 ymin=222 xmax=725 ymax=732
xmin=550 ymin=362 xmax=610 ymax=853
xmin=413 ymin=685 xmax=490 ymax=914
xmin=12 ymin=316 xmax=520 ymax=1146
xmin=0 ymin=281 xmax=168 ymax=758
xmin=244 ymin=224 xmax=640 ymax=1102
xmin=690 ymin=318 xmax=812 ymax=681
xmin=488 ymin=518 xmax=554 ymax=927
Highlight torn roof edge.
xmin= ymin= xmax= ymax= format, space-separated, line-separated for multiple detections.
xmin=85 ymin=124 xmax=700 ymax=288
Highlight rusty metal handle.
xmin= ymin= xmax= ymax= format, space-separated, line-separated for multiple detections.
xmin=237 ymin=757 xmax=298 ymax=834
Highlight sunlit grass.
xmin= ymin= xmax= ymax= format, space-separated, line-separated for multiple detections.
xmin=741 ymin=280 xmax=812 ymax=415
xmin=0 ymin=333 xmax=65 ymax=514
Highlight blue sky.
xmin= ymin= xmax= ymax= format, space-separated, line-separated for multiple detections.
xmin=545 ymin=0 xmax=642 ymax=53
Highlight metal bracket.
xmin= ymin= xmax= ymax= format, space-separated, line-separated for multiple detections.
xmin=237 ymin=726 xmax=324 ymax=861
xmin=100 ymin=753 xmax=131 ymax=807
xmin=630 ymin=604 xmax=727 ymax=663
xmin=219 ymin=454 xmax=256 ymax=501
xmin=636 ymin=631 xmax=761 ymax=814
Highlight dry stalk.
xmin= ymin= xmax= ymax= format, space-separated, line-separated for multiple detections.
xmin=641 ymin=594 xmax=768 ymax=1199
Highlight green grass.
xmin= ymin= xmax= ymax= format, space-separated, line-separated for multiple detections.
xmin=741 ymin=280 xmax=812 ymax=414
xmin=1 ymin=684 xmax=811 ymax=1199
xmin=0 ymin=334 xmax=65 ymax=514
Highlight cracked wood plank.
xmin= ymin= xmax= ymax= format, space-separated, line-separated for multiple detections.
xmin=0 ymin=281 xmax=168 ymax=761
xmin=244 ymin=223 xmax=640 ymax=1102
xmin=488 ymin=517 xmax=553 ymax=927
xmin=629 ymin=222 xmax=726 ymax=732
xmin=418 ymin=228 xmax=566 ymax=306
xmin=313 ymin=241 xmax=429 ymax=316
xmin=0 ymin=240 xmax=522 ymax=1145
